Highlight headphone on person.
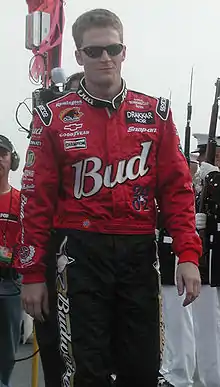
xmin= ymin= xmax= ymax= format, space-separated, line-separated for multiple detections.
xmin=0 ymin=135 xmax=20 ymax=172
xmin=11 ymin=148 xmax=20 ymax=171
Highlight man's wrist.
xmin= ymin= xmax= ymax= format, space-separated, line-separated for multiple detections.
xmin=178 ymin=251 xmax=199 ymax=266
xmin=22 ymin=272 xmax=46 ymax=284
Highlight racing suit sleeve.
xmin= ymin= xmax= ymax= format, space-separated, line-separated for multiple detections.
xmin=156 ymin=110 xmax=202 ymax=265
xmin=13 ymin=111 xmax=59 ymax=283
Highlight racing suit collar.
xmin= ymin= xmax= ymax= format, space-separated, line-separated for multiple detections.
xmin=76 ymin=77 xmax=127 ymax=109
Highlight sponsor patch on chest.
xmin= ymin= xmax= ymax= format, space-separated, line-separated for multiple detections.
xmin=125 ymin=110 xmax=155 ymax=125
xmin=64 ymin=138 xmax=87 ymax=150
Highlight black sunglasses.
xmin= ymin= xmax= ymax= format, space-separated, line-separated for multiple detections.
xmin=80 ymin=43 xmax=124 ymax=58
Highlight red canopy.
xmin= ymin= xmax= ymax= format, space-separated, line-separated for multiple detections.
xmin=26 ymin=0 xmax=55 ymax=14
xmin=26 ymin=0 xmax=64 ymax=85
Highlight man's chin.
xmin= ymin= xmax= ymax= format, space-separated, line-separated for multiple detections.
xmin=96 ymin=73 xmax=117 ymax=87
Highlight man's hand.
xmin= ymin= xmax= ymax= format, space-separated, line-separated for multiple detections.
xmin=196 ymin=213 xmax=207 ymax=230
xmin=176 ymin=262 xmax=201 ymax=307
xmin=199 ymin=161 xmax=219 ymax=181
xmin=21 ymin=283 xmax=49 ymax=322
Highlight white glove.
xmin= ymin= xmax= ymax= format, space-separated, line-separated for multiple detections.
xmin=196 ymin=213 xmax=207 ymax=230
xmin=199 ymin=161 xmax=219 ymax=181
xmin=155 ymin=229 xmax=159 ymax=241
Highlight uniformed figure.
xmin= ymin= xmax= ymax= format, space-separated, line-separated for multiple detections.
xmin=0 ymin=136 xmax=21 ymax=387
xmin=159 ymin=133 xmax=220 ymax=387
xmin=195 ymin=134 xmax=220 ymax=362
xmin=158 ymin=154 xmax=197 ymax=387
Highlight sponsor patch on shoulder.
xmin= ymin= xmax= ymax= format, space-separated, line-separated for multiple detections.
xmin=31 ymin=126 xmax=43 ymax=136
xmin=35 ymin=104 xmax=52 ymax=126
xmin=30 ymin=140 xmax=42 ymax=147
xmin=64 ymin=138 xmax=87 ymax=150
xmin=25 ymin=150 xmax=35 ymax=167
xmin=156 ymin=97 xmax=170 ymax=120
xmin=59 ymin=107 xmax=83 ymax=123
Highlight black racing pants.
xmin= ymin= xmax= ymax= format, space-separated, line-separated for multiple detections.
xmin=35 ymin=233 xmax=65 ymax=387
xmin=57 ymin=230 xmax=160 ymax=387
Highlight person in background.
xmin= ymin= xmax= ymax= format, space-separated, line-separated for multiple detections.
xmin=158 ymin=152 xmax=199 ymax=387
xmin=159 ymin=134 xmax=220 ymax=387
xmin=193 ymin=133 xmax=220 ymax=387
xmin=0 ymin=135 xmax=21 ymax=387
xmin=34 ymin=71 xmax=84 ymax=387
xmin=189 ymin=153 xmax=199 ymax=178
xmin=195 ymin=137 xmax=220 ymax=346
xmin=65 ymin=71 xmax=84 ymax=90
xmin=15 ymin=9 xmax=201 ymax=387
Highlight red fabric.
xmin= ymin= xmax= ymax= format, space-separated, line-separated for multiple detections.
xmin=27 ymin=0 xmax=64 ymax=86
xmin=26 ymin=0 xmax=55 ymax=14
xmin=13 ymin=89 xmax=202 ymax=283
xmin=0 ymin=188 xmax=20 ymax=267
xmin=178 ymin=251 xmax=199 ymax=266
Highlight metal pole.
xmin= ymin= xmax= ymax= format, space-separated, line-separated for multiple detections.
xmin=51 ymin=0 xmax=64 ymax=70
xmin=31 ymin=326 xmax=39 ymax=387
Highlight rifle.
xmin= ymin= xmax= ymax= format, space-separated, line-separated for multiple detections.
xmin=184 ymin=67 xmax=194 ymax=165
xmin=199 ymin=78 xmax=220 ymax=213
xmin=169 ymin=90 xmax=172 ymax=105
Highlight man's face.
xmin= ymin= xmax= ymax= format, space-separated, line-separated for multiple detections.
xmin=197 ymin=152 xmax=206 ymax=166
xmin=75 ymin=27 xmax=126 ymax=88
xmin=0 ymin=148 xmax=11 ymax=178
xmin=197 ymin=147 xmax=220 ymax=167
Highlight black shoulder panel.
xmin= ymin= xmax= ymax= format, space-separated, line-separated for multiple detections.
xmin=35 ymin=104 xmax=52 ymax=126
xmin=156 ymin=97 xmax=170 ymax=121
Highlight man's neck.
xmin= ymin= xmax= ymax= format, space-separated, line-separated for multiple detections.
xmin=85 ymin=77 xmax=122 ymax=101
xmin=0 ymin=178 xmax=10 ymax=195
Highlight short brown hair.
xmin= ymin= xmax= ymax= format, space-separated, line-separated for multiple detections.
xmin=72 ymin=9 xmax=123 ymax=49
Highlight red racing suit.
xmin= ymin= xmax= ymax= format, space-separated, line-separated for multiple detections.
xmin=14 ymin=79 xmax=202 ymax=283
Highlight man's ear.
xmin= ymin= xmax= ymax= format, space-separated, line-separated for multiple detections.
xmin=121 ymin=45 xmax=126 ymax=62
xmin=75 ymin=50 xmax=83 ymax=66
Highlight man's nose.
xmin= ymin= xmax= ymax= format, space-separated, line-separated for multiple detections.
xmin=100 ymin=49 xmax=111 ymax=61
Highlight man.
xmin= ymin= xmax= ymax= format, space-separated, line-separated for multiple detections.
xmin=0 ymin=135 xmax=21 ymax=387
xmin=158 ymin=153 xmax=198 ymax=387
xmin=189 ymin=153 xmax=199 ymax=178
xmin=34 ymin=72 xmax=84 ymax=387
xmin=193 ymin=134 xmax=220 ymax=387
xmin=14 ymin=9 xmax=201 ymax=387
xmin=160 ymin=134 xmax=220 ymax=387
